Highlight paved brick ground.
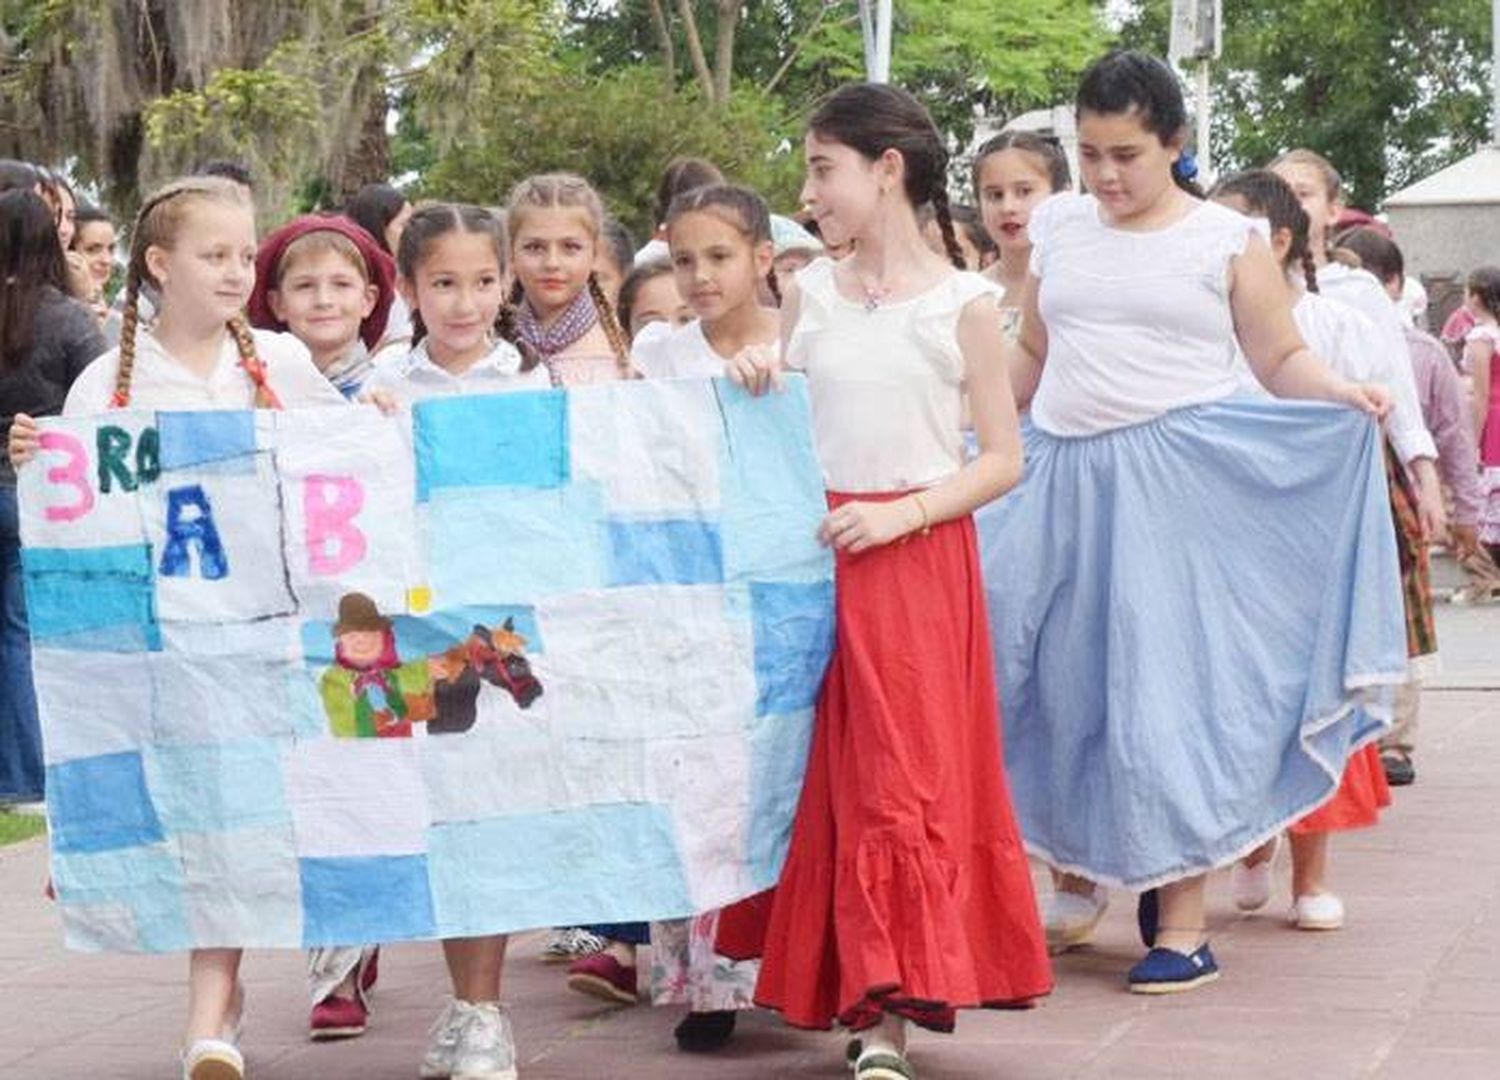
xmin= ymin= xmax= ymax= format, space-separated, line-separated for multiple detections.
xmin=1 ymin=600 xmax=1497 ymax=1079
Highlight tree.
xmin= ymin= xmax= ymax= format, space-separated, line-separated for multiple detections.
xmin=564 ymin=1 xmax=1108 ymax=145
xmin=1117 ymin=0 xmax=1493 ymax=208
xmin=0 ymin=0 xmax=401 ymax=217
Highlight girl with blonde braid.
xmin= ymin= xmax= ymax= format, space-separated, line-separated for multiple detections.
xmin=10 ymin=175 xmax=344 ymax=1080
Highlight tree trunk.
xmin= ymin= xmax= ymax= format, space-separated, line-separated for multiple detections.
xmin=646 ymin=0 xmax=676 ymax=90
xmin=338 ymin=85 xmax=391 ymax=200
xmin=711 ymin=0 xmax=737 ymax=104
xmin=674 ymin=0 xmax=716 ymax=102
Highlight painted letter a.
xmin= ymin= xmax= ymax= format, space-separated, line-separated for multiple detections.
xmin=159 ymin=484 xmax=228 ymax=580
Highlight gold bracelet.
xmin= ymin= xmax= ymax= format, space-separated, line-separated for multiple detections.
xmin=911 ymin=492 xmax=932 ymax=536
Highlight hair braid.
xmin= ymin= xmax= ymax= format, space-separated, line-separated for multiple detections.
xmin=929 ymin=186 xmax=968 ymax=271
xmin=587 ymin=272 xmax=637 ymax=379
xmin=495 ymin=302 xmax=541 ymax=372
xmin=1301 ymin=249 xmax=1320 ymax=295
xmin=766 ymin=267 xmax=783 ymax=308
xmin=227 ymin=316 xmax=282 ymax=409
xmin=111 ymin=264 xmax=143 ymax=408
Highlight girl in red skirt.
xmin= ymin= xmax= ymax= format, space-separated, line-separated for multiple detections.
xmin=723 ymin=83 xmax=1052 ymax=1080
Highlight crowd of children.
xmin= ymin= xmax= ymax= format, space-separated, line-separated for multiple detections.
xmin=1 ymin=44 xmax=1496 ymax=1080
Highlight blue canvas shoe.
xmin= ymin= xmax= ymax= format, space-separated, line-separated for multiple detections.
xmin=1127 ymin=944 xmax=1220 ymax=994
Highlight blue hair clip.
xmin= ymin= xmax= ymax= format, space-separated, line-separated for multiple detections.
xmin=1174 ymin=152 xmax=1200 ymax=182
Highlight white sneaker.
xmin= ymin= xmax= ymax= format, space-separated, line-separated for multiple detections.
xmin=1231 ymin=835 xmax=1282 ymax=912
xmin=1291 ymin=892 xmax=1345 ymax=931
xmin=182 ymin=1038 xmax=244 ymax=1080
xmin=452 ymin=1002 xmax=518 ymax=1080
xmin=420 ymin=998 xmax=471 ymax=1079
xmin=540 ymin=927 xmax=604 ymax=963
xmin=1044 ymin=886 xmax=1108 ymax=951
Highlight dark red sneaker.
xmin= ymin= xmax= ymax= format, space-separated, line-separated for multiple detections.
xmin=309 ymin=994 xmax=369 ymax=1040
xmin=566 ymin=953 xmax=639 ymax=1005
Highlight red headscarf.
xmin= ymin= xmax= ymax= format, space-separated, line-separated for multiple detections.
xmin=248 ymin=214 xmax=397 ymax=350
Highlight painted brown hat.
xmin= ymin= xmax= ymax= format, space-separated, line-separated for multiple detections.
xmin=334 ymin=592 xmax=391 ymax=635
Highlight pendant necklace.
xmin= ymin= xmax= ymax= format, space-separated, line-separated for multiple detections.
xmin=860 ymin=278 xmax=890 ymax=312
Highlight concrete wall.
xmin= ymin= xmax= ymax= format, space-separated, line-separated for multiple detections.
xmin=1387 ymin=203 xmax=1500 ymax=281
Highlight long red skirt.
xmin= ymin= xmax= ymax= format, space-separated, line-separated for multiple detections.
xmin=716 ymin=493 xmax=1052 ymax=1032
xmin=1290 ymin=743 xmax=1391 ymax=834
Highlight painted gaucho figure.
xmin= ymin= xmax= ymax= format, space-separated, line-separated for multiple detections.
xmin=320 ymin=592 xmax=543 ymax=739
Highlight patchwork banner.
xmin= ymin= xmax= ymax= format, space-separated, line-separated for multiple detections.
xmin=19 ymin=378 xmax=834 ymax=952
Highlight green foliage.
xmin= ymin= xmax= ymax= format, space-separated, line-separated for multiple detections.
xmin=143 ymin=56 xmax=322 ymax=187
xmin=796 ymin=0 xmax=1109 ymax=144
xmin=1117 ymin=0 xmax=1493 ymax=207
xmin=417 ymin=63 xmax=803 ymax=237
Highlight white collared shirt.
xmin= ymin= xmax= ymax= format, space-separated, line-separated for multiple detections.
xmin=63 ymin=327 xmax=348 ymax=416
xmin=364 ymin=339 xmax=550 ymax=405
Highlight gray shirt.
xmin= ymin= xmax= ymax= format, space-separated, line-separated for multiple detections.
xmin=0 ymin=285 xmax=108 ymax=486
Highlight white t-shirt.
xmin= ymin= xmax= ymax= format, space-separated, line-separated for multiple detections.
xmin=1316 ymin=264 xmax=1436 ymax=463
xmin=363 ymin=339 xmax=549 ymax=405
xmin=64 ymin=327 xmax=347 ymax=415
xmin=1027 ymin=194 xmax=1255 ymax=436
xmin=788 ymin=257 xmax=1000 ymax=493
xmin=629 ymin=320 xmax=730 ymax=381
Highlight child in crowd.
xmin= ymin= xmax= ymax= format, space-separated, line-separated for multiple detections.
xmin=1272 ymin=150 xmax=1446 ymax=544
xmin=364 ymin=204 xmax=549 ymax=1080
xmin=972 ymin=131 xmax=1072 ymax=341
xmin=977 ymin=51 xmax=1400 ymax=997
xmin=0 ymin=190 xmax=108 ymax=807
xmin=249 ymin=215 xmax=397 ymax=400
xmin=1211 ymin=170 xmax=1423 ymax=930
xmin=589 ymin=184 xmax=785 ymax=1052
xmin=10 ymin=176 xmax=346 ymax=1080
xmin=1336 ymin=227 xmax=1495 ymax=779
xmin=616 ymin=259 xmax=693 ymax=340
xmin=631 ymin=183 xmax=781 ymax=381
xmin=1462 ymin=267 xmax=1500 ymax=566
xmin=506 ymin=173 xmax=634 ymax=386
xmin=720 ymin=82 xmax=1052 ymax=1080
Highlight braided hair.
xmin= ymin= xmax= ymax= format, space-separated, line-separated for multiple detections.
xmin=1210 ymin=169 xmax=1319 ymax=295
xmin=808 ymin=83 xmax=967 ymax=271
xmin=113 ymin=176 xmax=274 ymax=409
xmin=665 ymin=182 xmax=783 ymax=308
xmin=506 ymin=173 xmax=635 ymax=378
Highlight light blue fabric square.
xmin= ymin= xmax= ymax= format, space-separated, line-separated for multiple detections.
xmin=51 ymin=844 xmax=190 ymax=952
xmin=744 ymin=708 xmax=815 ymax=887
xmin=300 ymin=855 xmax=436 ymax=947
xmin=428 ymin=805 xmax=692 ymax=936
xmin=750 ymin=580 xmax=836 ymax=717
xmin=717 ymin=378 xmax=831 ymax=585
xmin=22 ymin=544 xmax=160 ymax=650
xmin=605 ymin=518 xmax=724 ymax=586
xmin=144 ymin=740 xmax=291 ymax=834
xmin=413 ymin=391 xmax=568 ymax=501
xmin=157 ymin=411 xmax=256 ymax=471
xmin=47 ymin=751 xmax=165 ymax=854
xmin=424 ymin=484 xmax=607 ymax=606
